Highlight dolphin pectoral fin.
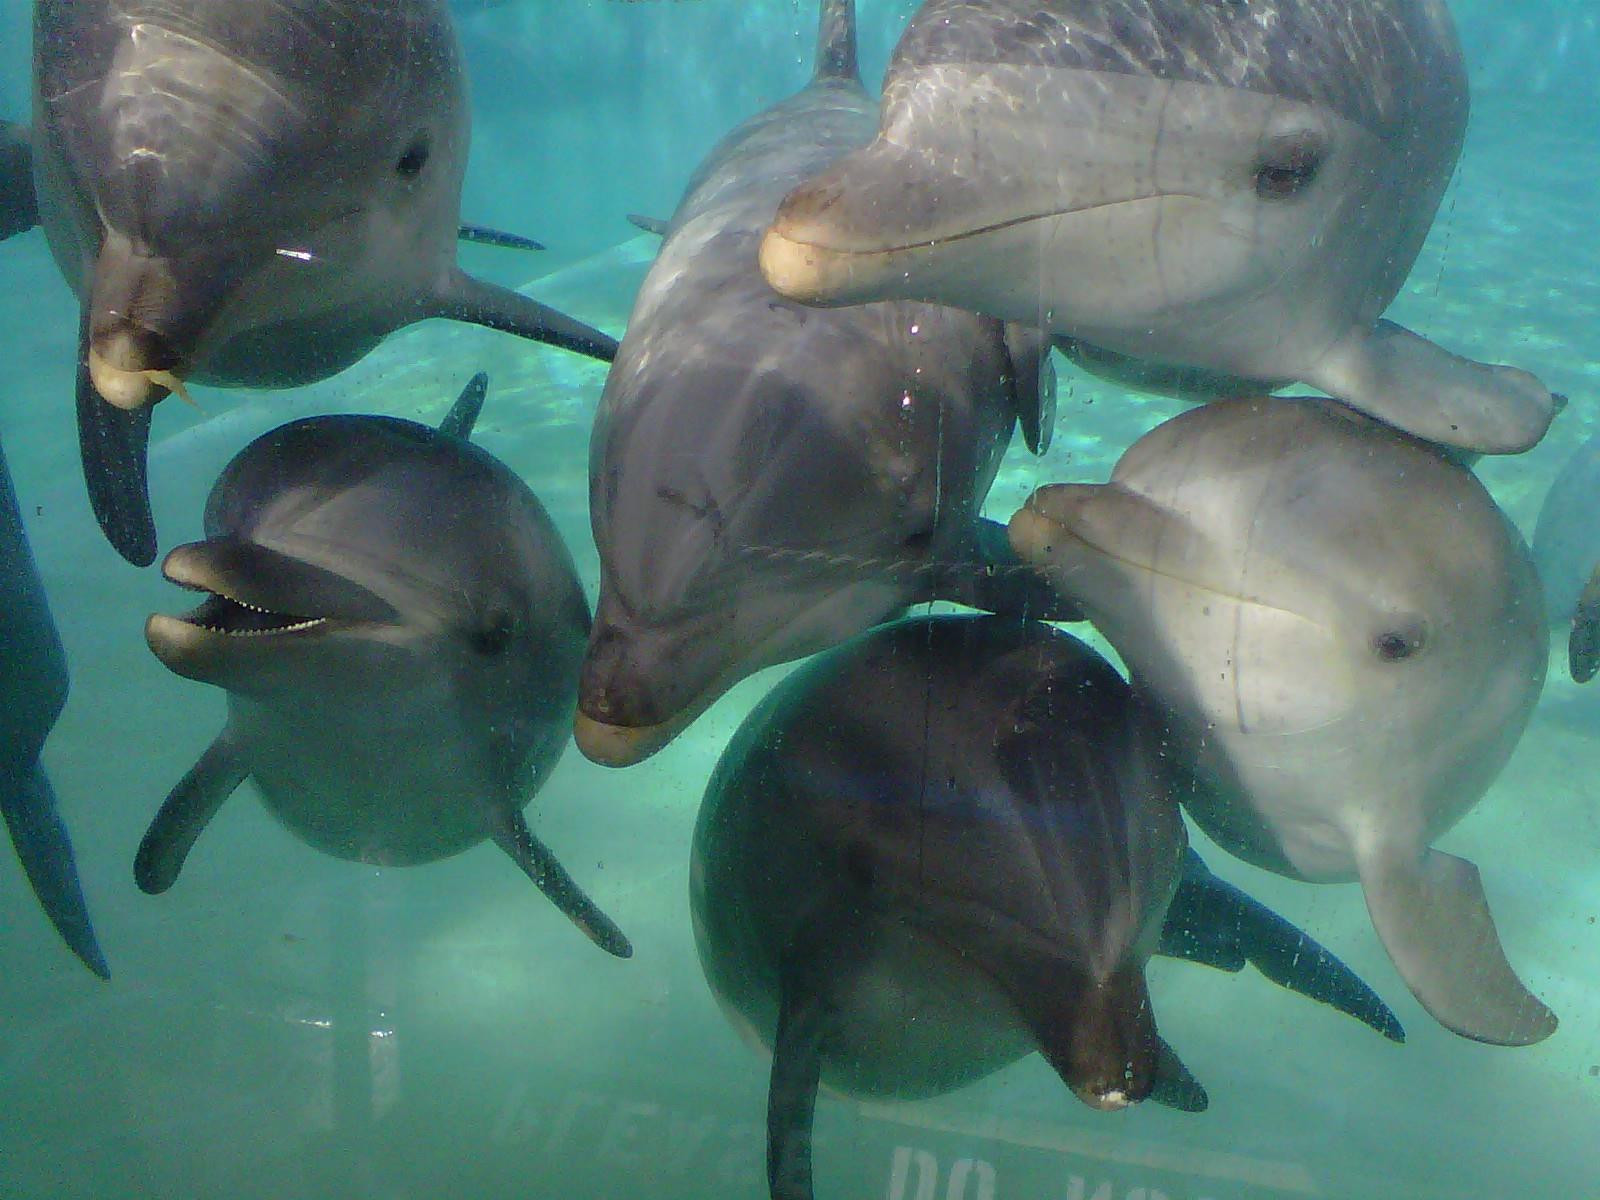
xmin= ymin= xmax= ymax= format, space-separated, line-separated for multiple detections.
xmin=438 ymin=372 xmax=489 ymax=440
xmin=1149 ymin=1038 xmax=1208 ymax=1113
xmin=1003 ymin=322 xmax=1056 ymax=455
xmin=1 ymin=121 xmax=37 ymax=242
xmin=768 ymin=972 xmax=827 ymax=1200
xmin=625 ymin=214 xmax=670 ymax=237
xmin=1160 ymin=850 xmax=1405 ymax=1042
xmin=1569 ymin=563 xmax=1600 ymax=683
xmin=1358 ymin=844 xmax=1556 ymax=1045
xmin=491 ymin=807 xmax=632 ymax=958
xmin=76 ymin=315 xmax=159 ymax=566
xmin=1307 ymin=320 xmax=1556 ymax=455
xmin=456 ymin=223 xmax=545 ymax=252
xmin=926 ymin=519 xmax=1084 ymax=622
xmin=428 ymin=268 xmax=618 ymax=363
xmin=1 ymin=760 xmax=109 ymax=979
xmin=134 ymin=730 xmax=249 ymax=894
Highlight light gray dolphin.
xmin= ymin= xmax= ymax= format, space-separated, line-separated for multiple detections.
xmin=578 ymin=0 xmax=1063 ymax=768
xmin=693 ymin=614 xmax=1403 ymax=1200
xmin=759 ymin=0 xmax=1557 ymax=457
xmin=2 ymin=438 xmax=109 ymax=979
xmin=136 ymin=375 xmax=630 ymax=958
xmin=1 ymin=121 xmax=35 ymax=241
xmin=1010 ymin=396 xmax=1556 ymax=1045
xmin=1533 ymin=433 xmax=1600 ymax=683
xmin=32 ymin=0 xmax=618 ymax=566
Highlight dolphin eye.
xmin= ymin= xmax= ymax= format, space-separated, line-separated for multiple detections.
xmin=1255 ymin=141 xmax=1324 ymax=199
xmin=471 ymin=611 xmax=516 ymax=657
xmin=396 ymin=138 xmax=430 ymax=179
xmin=1373 ymin=622 xmax=1427 ymax=663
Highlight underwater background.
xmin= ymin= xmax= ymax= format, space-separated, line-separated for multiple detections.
xmin=1 ymin=1 xmax=1597 ymax=1196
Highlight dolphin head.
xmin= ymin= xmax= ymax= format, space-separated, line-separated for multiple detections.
xmin=1009 ymin=397 xmax=1545 ymax=877
xmin=146 ymin=415 xmax=588 ymax=796
xmin=575 ymin=273 xmax=1016 ymax=767
xmin=37 ymin=1 xmax=468 ymax=405
xmin=761 ymin=0 xmax=1465 ymax=379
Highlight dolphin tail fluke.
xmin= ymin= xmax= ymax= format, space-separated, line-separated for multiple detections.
xmin=1 ymin=121 xmax=37 ymax=241
xmin=1307 ymin=320 xmax=1556 ymax=455
xmin=1 ymin=760 xmax=109 ymax=979
xmin=134 ymin=729 xmax=249 ymax=894
xmin=1569 ymin=563 xmax=1600 ymax=683
xmin=75 ymin=315 xmax=158 ymax=566
xmin=768 ymin=972 xmax=826 ymax=1200
xmin=1160 ymin=849 xmax=1406 ymax=1043
xmin=1359 ymin=844 xmax=1556 ymax=1045
xmin=814 ymin=0 xmax=858 ymax=83
xmin=439 ymin=373 xmax=489 ymax=440
xmin=492 ymin=808 xmax=632 ymax=958
xmin=457 ymin=223 xmax=545 ymax=253
xmin=430 ymin=269 xmax=618 ymax=364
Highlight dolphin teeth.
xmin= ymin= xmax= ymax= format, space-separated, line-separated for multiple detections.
xmin=178 ymin=592 xmax=327 ymax=636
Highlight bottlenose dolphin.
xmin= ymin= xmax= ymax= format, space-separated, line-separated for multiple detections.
xmin=693 ymin=614 xmax=1403 ymax=1200
xmin=32 ymin=0 xmax=619 ymax=566
xmin=1 ymin=121 xmax=34 ymax=241
xmin=1010 ymin=396 xmax=1556 ymax=1045
xmin=1533 ymin=433 xmax=1600 ymax=683
xmin=137 ymin=375 xmax=630 ymax=958
xmin=759 ymin=0 xmax=1556 ymax=456
xmin=578 ymin=0 xmax=1062 ymax=768
xmin=1 ymin=439 xmax=109 ymax=979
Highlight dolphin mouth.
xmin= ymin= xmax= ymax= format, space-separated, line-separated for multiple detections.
xmin=170 ymin=588 xmax=329 ymax=638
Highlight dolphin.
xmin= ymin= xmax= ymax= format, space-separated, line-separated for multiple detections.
xmin=692 ymin=613 xmax=1404 ymax=1200
xmin=31 ymin=0 xmax=619 ymax=566
xmin=136 ymin=374 xmax=630 ymax=958
xmin=1009 ymin=395 xmax=1556 ymax=1046
xmin=1533 ymin=433 xmax=1600 ymax=683
xmin=578 ymin=0 xmax=1064 ymax=768
xmin=1 ymin=438 xmax=109 ymax=979
xmin=1 ymin=121 xmax=35 ymax=241
xmin=758 ymin=0 xmax=1557 ymax=457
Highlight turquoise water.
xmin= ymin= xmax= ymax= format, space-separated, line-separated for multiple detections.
xmin=1 ymin=2 xmax=1597 ymax=1197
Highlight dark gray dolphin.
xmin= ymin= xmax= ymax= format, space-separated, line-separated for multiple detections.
xmin=692 ymin=614 xmax=1403 ymax=1200
xmin=1011 ymin=396 xmax=1556 ymax=1045
xmin=31 ymin=0 xmax=618 ymax=565
xmin=136 ymin=375 xmax=630 ymax=958
xmin=760 ymin=0 xmax=1556 ymax=456
xmin=1 ymin=438 xmax=109 ymax=979
xmin=1 ymin=121 xmax=35 ymax=241
xmin=1533 ymin=433 xmax=1600 ymax=683
xmin=578 ymin=0 xmax=1063 ymax=768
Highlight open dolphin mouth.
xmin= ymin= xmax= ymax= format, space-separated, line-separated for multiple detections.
xmin=172 ymin=588 xmax=328 ymax=638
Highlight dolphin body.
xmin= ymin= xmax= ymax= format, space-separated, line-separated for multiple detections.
xmin=1533 ymin=433 xmax=1600 ymax=683
xmin=137 ymin=375 xmax=630 ymax=958
xmin=693 ymin=614 xmax=1404 ymax=1200
xmin=1 ymin=121 xmax=35 ymax=241
xmin=1010 ymin=396 xmax=1556 ymax=1046
xmin=578 ymin=0 xmax=1063 ymax=769
xmin=31 ymin=0 xmax=619 ymax=567
xmin=759 ymin=0 xmax=1557 ymax=458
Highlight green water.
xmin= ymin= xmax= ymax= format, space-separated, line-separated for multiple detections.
xmin=1 ymin=2 xmax=1596 ymax=1198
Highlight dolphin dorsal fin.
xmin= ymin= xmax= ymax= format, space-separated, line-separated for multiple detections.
xmin=814 ymin=0 xmax=858 ymax=83
xmin=439 ymin=372 xmax=489 ymax=440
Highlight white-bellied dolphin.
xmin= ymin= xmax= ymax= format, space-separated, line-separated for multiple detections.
xmin=578 ymin=0 xmax=1065 ymax=768
xmin=137 ymin=375 xmax=630 ymax=958
xmin=759 ymin=0 xmax=1557 ymax=456
xmin=1010 ymin=396 xmax=1556 ymax=1045
xmin=1533 ymin=433 xmax=1600 ymax=683
xmin=693 ymin=613 xmax=1403 ymax=1200
xmin=31 ymin=0 xmax=618 ymax=566
xmin=1 ymin=438 xmax=109 ymax=979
